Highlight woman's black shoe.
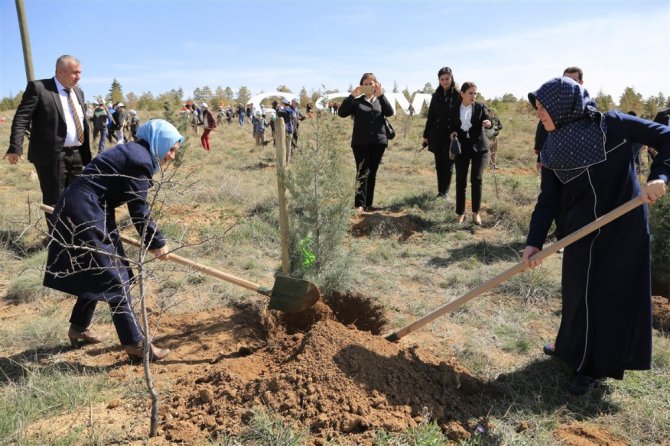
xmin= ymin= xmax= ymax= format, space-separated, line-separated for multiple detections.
xmin=568 ymin=374 xmax=601 ymax=396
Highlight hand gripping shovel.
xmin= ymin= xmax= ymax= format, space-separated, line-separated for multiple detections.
xmin=385 ymin=196 xmax=645 ymax=341
xmin=40 ymin=204 xmax=320 ymax=313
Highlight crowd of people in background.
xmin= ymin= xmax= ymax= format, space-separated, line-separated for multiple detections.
xmin=171 ymin=97 xmax=310 ymax=153
xmin=88 ymin=99 xmax=140 ymax=153
xmin=68 ymin=70 xmax=669 ymax=221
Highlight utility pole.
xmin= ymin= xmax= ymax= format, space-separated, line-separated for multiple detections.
xmin=15 ymin=0 xmax=34 ymax=82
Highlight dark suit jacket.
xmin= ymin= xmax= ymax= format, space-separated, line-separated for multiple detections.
xmin=423 ymin=86 xmax=460 ymax=153
xmin=338 ymin=94 xmax=394 ymax=146
xmin=455 ymin=102 xmax=490 ymax=152
xmin=8 ymin=77 xmax=91 ymax=166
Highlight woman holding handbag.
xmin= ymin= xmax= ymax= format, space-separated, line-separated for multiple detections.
xmin=338 ymin=72 xmax=395 ymax=212
xmin=453 ymin=81 xmax=492 ymax=225
xmin=423 ymin=66 xmax=461 ymax=199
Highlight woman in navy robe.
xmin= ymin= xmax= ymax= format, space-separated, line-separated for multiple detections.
xmin=522 ymin=77 xmax=670 ymax=395
xmin=44 ymin=119 xmax=184 ymax=361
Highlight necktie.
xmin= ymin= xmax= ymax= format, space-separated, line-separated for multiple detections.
xmin=64 ymin=88 xmax=85 ymax=144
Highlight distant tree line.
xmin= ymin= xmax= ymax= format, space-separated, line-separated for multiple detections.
xmin=1 ymin=79 xmax=668 ymax=118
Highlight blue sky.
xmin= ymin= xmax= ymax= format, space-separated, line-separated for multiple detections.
xmin=1 ymin=0 xmax=668 ymax=103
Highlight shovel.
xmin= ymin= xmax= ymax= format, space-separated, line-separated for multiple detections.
xmin=385 ymin=196 xmax=645 ymax=341
xmin=40 ymin=204 xmax=320 ymax=313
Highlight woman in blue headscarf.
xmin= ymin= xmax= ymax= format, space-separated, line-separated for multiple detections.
xmin=44 ymin=119 xmax=184 ymax=361
xmin=522 ymin=77 xmax=670 ymax=395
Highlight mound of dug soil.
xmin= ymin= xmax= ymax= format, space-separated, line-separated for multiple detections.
xmin=652 ymin=295 xmax=670 ymax=331
xmin=163 ymin=300 xmax=482 ymax=444
xmin=351 ymin=210 xmax=427 ymax=241
xmin=553 ymin=422 xmax=628 ymax=446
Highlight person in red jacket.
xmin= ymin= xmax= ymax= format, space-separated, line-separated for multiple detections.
xmin=200 ymin=102 xmax=217 ymax=151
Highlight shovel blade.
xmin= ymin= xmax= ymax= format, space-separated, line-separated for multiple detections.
xmin=268 ymin=275 xmax=321 ymax=313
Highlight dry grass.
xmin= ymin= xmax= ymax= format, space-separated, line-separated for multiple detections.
xmin=1 ymin=106 xmax=669 ymax=445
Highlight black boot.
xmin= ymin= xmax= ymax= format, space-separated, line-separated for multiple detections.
xmin=568 ymin=373 xmax=601 ymax=396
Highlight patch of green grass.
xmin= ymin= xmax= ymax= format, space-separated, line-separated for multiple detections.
xmin=652 ymin=334 xmax=670 ymax=369
xmin=500 ymin=267 xmax=559 ymax=303
xmin=5 ymin=272 xmax=48 ymax=303
xmin=0 ymin=364 xmax=110 ymax=443
xmin=494 ymin=321 xmax=531 ymax=354
xmin=387 ymin=192 xmax=438 ymax=213
xmin=239 ymin=407 xmax=306 ymax=446
xmin=227 ymin=217 xmax=278 ymax=247
xmin=0 ymin=303 xmax=65 ymax=351
xmin=373 ymin=420 xmax=449 ymax=445
xmin=460 ymin=255 xmax=482 ymax=271
xmin=4 ymin=250 xmax=50 ymax=304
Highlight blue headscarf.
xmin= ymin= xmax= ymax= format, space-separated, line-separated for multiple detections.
xmin=135 ymin=119 xmax=185 ymax=173
xmin=528 ymin=77 xmax=606 ymax=183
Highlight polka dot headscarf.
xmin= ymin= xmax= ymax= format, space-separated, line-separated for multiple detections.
xmin=529 ymin=77 xmax=606 ymax=183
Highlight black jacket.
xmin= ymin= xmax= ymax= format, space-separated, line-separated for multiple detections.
xmin=455 ymin=102 xmax=490 ymax=153
xmin=423 ymin=86 xmax=460 ymax=153
xmin=8 ymin=77 xmax=91 ymax=167
xmin=338 ymin=94 xmax=394 ymax=146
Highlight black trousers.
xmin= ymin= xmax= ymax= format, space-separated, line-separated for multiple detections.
xmin=433 ymin=148 xmax=455 ymax=196
xmin=34 ymin=148 xmax=83 ymax=206
xmin=70 ymin=290 xmax=143 ymax=346
xmin=34 ymin=148 xmax=83 ymax=229
xmin=352 ymin=143 xmax=386 ymax=208
xmin=454 ymin=146 xmax=489 ymax=215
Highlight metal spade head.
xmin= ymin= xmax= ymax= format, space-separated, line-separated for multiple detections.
xmin=268 ymin=275 xmax=321 ymax=313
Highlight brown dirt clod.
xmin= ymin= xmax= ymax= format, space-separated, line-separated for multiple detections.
xmin=553 ymin=422 xmax=628 ymax=446
xmin=163 ymin=299 xmax=480 ymax=444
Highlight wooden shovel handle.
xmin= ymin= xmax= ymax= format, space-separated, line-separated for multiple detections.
xmin=275 ymin=117 xmax=291 ymax=274
xmin=39 ymin=204 xmax=266 ymax=294
xmin=385 ymin=196 xmax=645 ymax=342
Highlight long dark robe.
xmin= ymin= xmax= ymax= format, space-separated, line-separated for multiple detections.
xmin=527 ymin=112 xmax=670 ymax=379
xmin=43 ymin=141 xmax=165 ymax=299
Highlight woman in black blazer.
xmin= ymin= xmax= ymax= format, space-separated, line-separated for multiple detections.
xmin=453 ymin=82 xmax=492 ymax=225
xmin=423 ymin=67 xmax=460 ymax=198
xmin=338 ymin=72 xmax=395 ymax=212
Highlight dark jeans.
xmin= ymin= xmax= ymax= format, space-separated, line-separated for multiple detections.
xmin=352 ymin=143 xmax=386 ymax=208
xmin=70 ymin=290 xmax=143 ymax=346
xmin=433 ymin=149 xmax=455 ymax=196
xmin=292 ymin=128 xmax=299 ymax=149
xmin=93 ymin=127 xmax=108 ymax=153
xmin=454 ymin=147 xmax=489 ymax=215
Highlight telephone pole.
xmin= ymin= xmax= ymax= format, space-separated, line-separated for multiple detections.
xmin=15 ymin=0 xmax=35 ymax=82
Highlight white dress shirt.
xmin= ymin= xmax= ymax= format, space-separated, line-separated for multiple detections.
xmin=54 ymin=77 xmax=85 ymax=147
xmin=460 ymin=103 xmax=473 ymax=134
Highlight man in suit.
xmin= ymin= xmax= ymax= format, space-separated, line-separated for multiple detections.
xmin=4 ymin=55 xmax=92 ymax=220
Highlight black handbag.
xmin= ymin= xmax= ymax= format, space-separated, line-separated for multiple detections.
xmin=384 ymin=118 xmax=396 ymax=140
xmin=449 ymin=136 xmax=461 ymax=160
